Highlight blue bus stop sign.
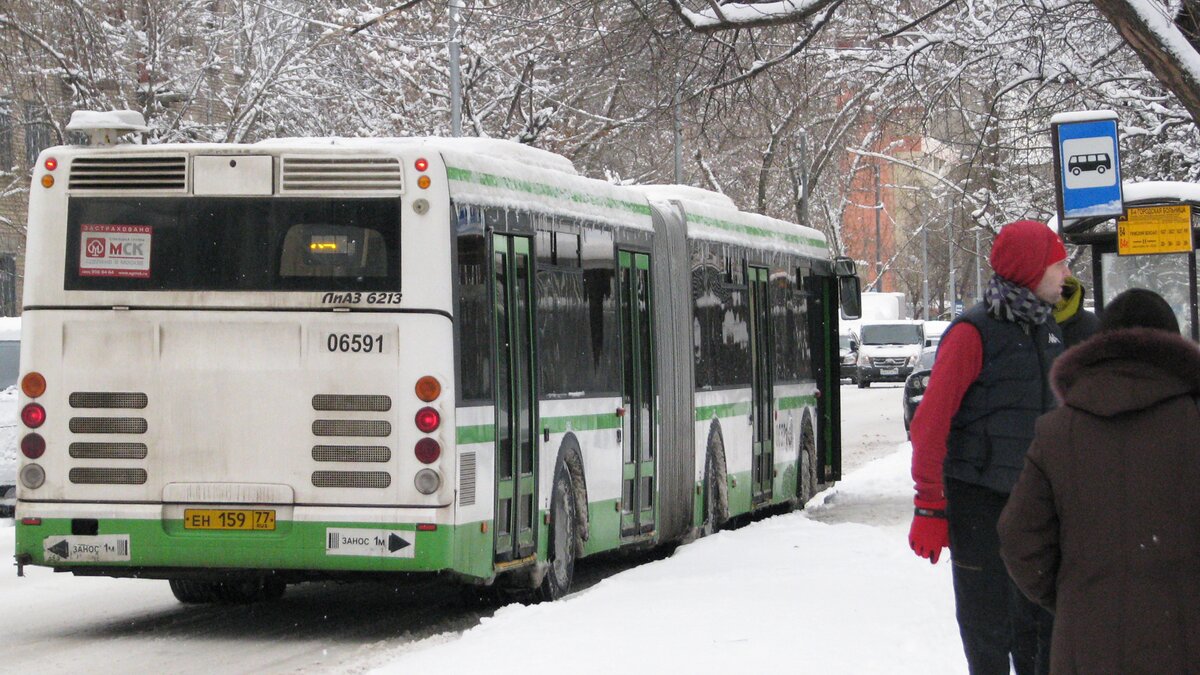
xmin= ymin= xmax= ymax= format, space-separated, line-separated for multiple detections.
xmin=1051 ymin=111 xmax=1123 ymax=223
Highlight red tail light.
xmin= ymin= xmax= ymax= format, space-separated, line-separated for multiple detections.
xmin=21 ymin=433 xmax=45 ymax=459
xmin=415 ymin=407 xmax=440 ymax=433
xmin=21 ymin=403 xmax=46 ymax=428
xmin=415 ymin=438 xmax=441 ymax=464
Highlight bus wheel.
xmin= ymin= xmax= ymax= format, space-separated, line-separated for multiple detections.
xmin=213 ymin=577 xmax=286 ymax=603
xmin=169 ymin=579 xmax=219 ymax=604
xmin=797 ymin=417 xmax=818 ymax=505
xmin=260 ymin=576 xmax=287 ymax=601
xmin=702 ymin=425 xmax=729 ymax=536
xmin=538 ymin=462 xmax=577 ymax=602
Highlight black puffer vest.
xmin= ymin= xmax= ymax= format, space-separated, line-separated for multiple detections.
xmin=943 ymin=303 xmax=1064 ymax=493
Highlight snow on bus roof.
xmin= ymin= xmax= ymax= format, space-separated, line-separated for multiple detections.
xmin=256 ymin=136 xmax=656 ymax=231
xmin=254 ymin=136 xmax=579 ymax=176
xmin=630 ymin=184 xmax=739 ymax=210
xmin=435 ymin=146 xmax=654 ymax=232
xmin=657 ymin=191 xmax=828 ymax=257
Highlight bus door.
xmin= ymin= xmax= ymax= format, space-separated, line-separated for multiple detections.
xmin=806 ymin=272 xmax=840 ymax=482
xmin=618 ymin=250 xmax=656 ymax=537
xmin=492 ymin=234 xmax=537 ymax=563
xmin=748 ymin=266 xmax=774 ymax=504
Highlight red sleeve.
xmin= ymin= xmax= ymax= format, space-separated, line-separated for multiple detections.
xmin=910 ymin=322 xmax=982 ymax=503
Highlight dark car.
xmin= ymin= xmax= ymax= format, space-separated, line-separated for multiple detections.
xmin=839 ymin=331 xmax=859 ymax=383
xmin=902 ymin=346 xmax=939 ymax=437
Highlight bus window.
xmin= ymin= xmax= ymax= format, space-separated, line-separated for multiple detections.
xmin=65 ymin=197 xmax=400 ymax=292
xmin=279 ymin=223 xmax=388 ymax=278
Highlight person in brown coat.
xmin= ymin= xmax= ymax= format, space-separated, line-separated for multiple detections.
xmin=998 ymin=288 xmax=1200 ymax=674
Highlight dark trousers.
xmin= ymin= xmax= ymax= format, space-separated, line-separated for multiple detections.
xmin=946 ymin=478 xmax=1053 ymax=675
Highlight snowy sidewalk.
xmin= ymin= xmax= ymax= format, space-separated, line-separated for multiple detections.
xmin=362 ymin=444 xmax=967 ymax=674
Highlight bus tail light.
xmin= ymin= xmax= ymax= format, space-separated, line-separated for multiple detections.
xmin=21 ymin=404 xmax=46 ymax=429
xmin=415 ymin=376 xmax=441 ymax=402
xmin=44 ymin=157 xmax=58 ymax=171
xmin=21 ymin=433 xmax=45 ymax=459
xmin=20 ymin=464 xmax=45 ymax=489
xmin=417 ymin=175 xmax=432 ymax=189
xmin=415 ymin=407 xmax=440 ymax=433
xmin=22 ymin=373 xmax=46 ymax=398
xmin=414 ymin=469 xmax=440 ymax=495
xmin=415 ymin=438 xmax=441 ymax=464
xmin=414 ymin=157 xmax=428 ymax=172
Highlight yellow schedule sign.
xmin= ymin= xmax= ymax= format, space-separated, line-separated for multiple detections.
xmin=1117 ymin=205 xmax=1193 ymax=255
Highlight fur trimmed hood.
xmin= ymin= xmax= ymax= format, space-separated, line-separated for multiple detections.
xmin=1052 ymin=327 xmax=1200 ymax=416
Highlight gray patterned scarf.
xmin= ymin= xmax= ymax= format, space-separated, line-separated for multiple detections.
xmin=985 ymin=274 xmax=1053 ymax=326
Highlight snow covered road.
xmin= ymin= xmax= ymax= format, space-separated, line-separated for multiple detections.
xmin=2 ymin=384 xmax=966 ymax=674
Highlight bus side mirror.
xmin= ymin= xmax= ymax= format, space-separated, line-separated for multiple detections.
xmin=834 ymin=257 xmax=862 ymax=320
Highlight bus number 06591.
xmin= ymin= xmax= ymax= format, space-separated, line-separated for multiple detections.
xmin=327 ymin=333 xmax=384 ymax=353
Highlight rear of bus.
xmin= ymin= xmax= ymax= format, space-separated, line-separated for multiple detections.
xmin=12 ymin=141 xmax=480 ymax=587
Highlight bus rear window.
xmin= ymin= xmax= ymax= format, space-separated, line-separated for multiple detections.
xmin=65 ymin=197 xmax=400 ymax=291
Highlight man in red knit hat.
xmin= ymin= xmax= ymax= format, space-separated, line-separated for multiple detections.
xmin=908 ymin=220 xmax=1069 ymax=675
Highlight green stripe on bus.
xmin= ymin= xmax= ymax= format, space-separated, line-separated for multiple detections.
xmin=777 ymin=395 xmax=817 ymax=410
xmin=458 ymin=412 xmax=623 ymax=445
xmin=694 ymin=400 xmax=752 ymax=421
xmin=446 ymin=166 xmax=652 ymax=217
xmin=541 ymin=412 xmax=622 ymax=434
xmin=457 ymin=424 xmax=494 ymax=445
xmin=687 ymin=213 xmax=828 ymax=250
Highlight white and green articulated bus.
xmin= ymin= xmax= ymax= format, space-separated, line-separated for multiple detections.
xmin=13 ymin=112 xmax=861 ymax=602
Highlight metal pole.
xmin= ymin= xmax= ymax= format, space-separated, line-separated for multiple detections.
xmin=448 ymin=0 xmax=463 ymax=137
xmin=974 ymin=228 xmax=983 ymax=305
xmin=948 ymin=223 xmax=956 ymax=318
xmin=874 ymin=164 xmax=882 ymax=291
xmin=673 ymin=72 xmax=683 ymax=184
xmin=798 ymin=131 xmax=809 ymax=229
xmin=922 ymin=222 xmax=929 ymax=319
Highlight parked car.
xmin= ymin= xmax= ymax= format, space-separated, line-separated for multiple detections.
xmin=856 ymin=320 xmax=924 ymax=388
xmin=0 ymin=317 xmax=20 ymax=518
xmin=903 ymin=346 xmax=939 ymax=436
xmin=839 ymin=330 xmax=859 ymax=383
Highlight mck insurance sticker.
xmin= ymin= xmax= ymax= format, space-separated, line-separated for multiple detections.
xmin=80 ymin=224 xmax=152 ymax=278
xmin=43 ymin=535 xmax=131 ymax=563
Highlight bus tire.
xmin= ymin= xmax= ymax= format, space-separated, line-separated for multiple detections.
xmin=797 ymin=416 xmax=818 ymax=505
xmin=260 ymin=576 xmax=287 ymax=601
xmin=702 ymin=423 xmax=729 ymax=536
xmin=169 ymin=578 xmax=219 ymax=604
xmin=538 ymin=461 xmax=578 ymax=602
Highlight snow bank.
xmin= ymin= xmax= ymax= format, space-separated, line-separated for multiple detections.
xmin=369 ymin=445 xmax=965 ymax=674
xmin=0 ymin=317 xmax=20 ymax=342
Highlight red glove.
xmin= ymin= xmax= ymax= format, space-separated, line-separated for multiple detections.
xmin=909 ymin=498 xmax=948 ymax=564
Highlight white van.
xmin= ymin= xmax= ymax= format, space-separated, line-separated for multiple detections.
xmin=856 ymin=319 xmax=924 ymax=388
xmin=0 ymin=316 xmax=18 ymax=518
